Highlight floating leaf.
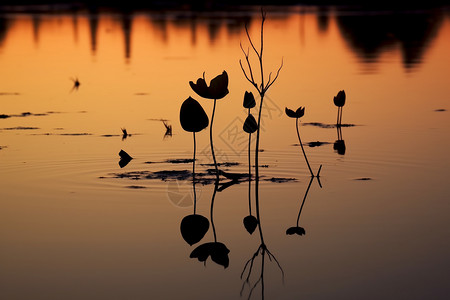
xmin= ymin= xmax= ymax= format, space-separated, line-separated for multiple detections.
xmin=179 ymin=97 xmax=209 ymax=132
xmin=180 ymin=214 xmax=210 ymax=246
xmin=243 ymin=114 xmax=257 ymax=133
xmin=243 ymin=215 xmax=258 ymax=234
xmin=118 ymin=149 xmax=133 ymax=168
xmin=243 ymin=91 xmax=256 ymax=109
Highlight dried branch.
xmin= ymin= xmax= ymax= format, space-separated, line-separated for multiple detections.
xmin=264 ymin=57 xmax=284 ymax=92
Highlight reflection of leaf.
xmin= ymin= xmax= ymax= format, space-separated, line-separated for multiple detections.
xmin=179 ymin=97 xmax=209 ymax=132
xmin=333 ymin=139 xmax=346 ymax=155
xmin=243 ymin=114 xmax=257 ymax=133
xmin=190 ymin=242 xmax=230 ymax=268
xmin=180 ymin=214 xmax=210 ymax=246
xmin=243 ymin=215 xmax=258 ymax=234
xmin=286 ymin=226 xmax=305 ymax=236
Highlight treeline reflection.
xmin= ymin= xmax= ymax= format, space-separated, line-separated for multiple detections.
xmin=0 ymin=6 xmax=447 ymax=69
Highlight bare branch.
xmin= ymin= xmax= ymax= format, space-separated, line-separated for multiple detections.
xmin=239 ymin=60 xmax=259 ymax=93
xmin=245 ymin=23 xmax=260 ymax=58
xmin=264 ymin=57 xmax=284 ymax=92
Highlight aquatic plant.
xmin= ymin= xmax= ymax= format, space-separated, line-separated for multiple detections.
xmin=190 ymin=182 xmax=230 ymax=268
xmin=333 ymin=90 xmax=346 ymax=126
xmin=286 ymin=176 xmax=313 ymax=236
xmin=239 ymin=9 xmax=283 ymax=242
xmin=179 ymin=96 xmax=210 ymax=246
xmin=242 ymin=91 xmax=258 ymax=234
xmin=285 ymin=106 xmax=320 ymax=177
xmin=189 ymin=71 xmax=229 ymax=180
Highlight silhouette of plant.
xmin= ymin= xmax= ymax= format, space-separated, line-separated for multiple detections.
xmin=243 ymin=91 xmax=258 ymax=234
xmin=333 ymin=90 xmax=346 ymax=126
xmin=189 ymin=71 xmax=229 ymax=181
xmin=240 ymin=243 xmax=284 ymax=299
xmin=179 ymin=96 xmax=210 ymax=246
xmin=285 ymin=106 xmax=322 ymax=177
xmin=239 ymin=8 xmax=283 ymax=244
xmin=190 ymin=182 xmax=230 ymax=268
xmin=285 ymin=106 xmax=310 ymax=174
xmin=334 ymin=125 xmax=346 ymax=155
xmin=286 ymin=176 xmax=313 ymax=236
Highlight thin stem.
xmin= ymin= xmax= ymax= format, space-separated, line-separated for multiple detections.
xmin=210 ymin=180 xmax=218 ymax=242
xmin=248 ymin=116 xmax=252 ymax=215
xmin=296 ymin=176 xmax=313 ymax=226
xmin=340 ymin=107 xmax=343 ymax=125
xmin=336 ymin=107 xmax=340 ymax=126
xmin=210 ymin=99 xmax=219 ymax=180
xmin=296 ymin=118 xmax=314 ymax=177
xmin=254 ymin=93 xmax=265 ymax=245
xmin=193 ymin=132 xmax=197 ymax=214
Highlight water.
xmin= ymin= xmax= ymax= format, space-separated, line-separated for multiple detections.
xmin=1 ymin=4 xmax=449 ymax=299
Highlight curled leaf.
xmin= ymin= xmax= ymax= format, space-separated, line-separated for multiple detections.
xmin=333 ymin=90 xmax=346 ymax=107
xmin=189 ymin=71 xmax=229 ymax=100
xmin=285 ymin=107 xmax=305 ymax=119
xmin=286 ymin=226 xmax=306 ymax=236
xmin=243 ymin=91 xmax=256 ymax=109
xmin=190 ymin=242 xmax=230 ymax=268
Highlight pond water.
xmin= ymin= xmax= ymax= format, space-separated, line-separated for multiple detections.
xmin=1 ymin=4 xmax=449 ymax=300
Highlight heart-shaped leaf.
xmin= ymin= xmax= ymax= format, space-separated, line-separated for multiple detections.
xmin=243 ymin=215 xmax=258 ymax=234
xmin=180 ymin=214 xmax=210 ymax=246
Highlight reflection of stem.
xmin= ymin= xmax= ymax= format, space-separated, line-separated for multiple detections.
xmin=210 ymin=99 xmax=219 ymax=181
xmin=248 ymin=109 xmax=252 ymax=215
xmin=336 ymin=106 xmax=341 ymax=125
xmin=193 ymin=132 xmax=197 ymax=215
xmin=296 ymin=118 xmax=314 ymax=177
xmin=296 ymin=176 xmax=313 ymax=227
xmin=210 ymin=180 xmax=218 ymax=242
xmin=255 ymin=94 xmax=265 ymax=245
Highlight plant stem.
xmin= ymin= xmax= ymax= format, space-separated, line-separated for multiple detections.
xmin=193 ymin=132 xmax=197 ymax=214
xmin=340 ymin=106 xmax=343 ymax=125
xmin=210 ymin=180 xmax=218 ymax=242
xmin=296 ymin=118 xmax=314 ymax=177
xmin=210 ymin=98 xmax=219 ymax=181
xmin=248 ymin=132 xmax=252 ymax=215
xmin=336 ymin=107 xmax=340 ymax=126
xmin=296 ymin=176 xmax=314 ymax=226
xmin=254 ymin=93 xmax=265 ymax=245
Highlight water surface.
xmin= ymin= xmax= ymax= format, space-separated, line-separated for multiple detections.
xmin=1 ymin=4 xmax=449 ymax=300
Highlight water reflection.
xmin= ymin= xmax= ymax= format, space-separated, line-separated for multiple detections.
xmin=0 ymin=6 xmax=447 ymax=70
xmin=335 ymin=8 xmax=445 ymax=71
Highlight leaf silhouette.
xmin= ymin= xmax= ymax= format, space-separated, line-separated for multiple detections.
xmin=243 ymin=91 xmax=256 ymax=109
xmin=243 ymin=215 xmax=258 ymax=234
xmin=243 ymin=114 xmax=257 ymax=134
xmin=179 ymin=97 xmax=209 ymax=132
xmin=180 ymin=214 xmax=210 ymax=246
